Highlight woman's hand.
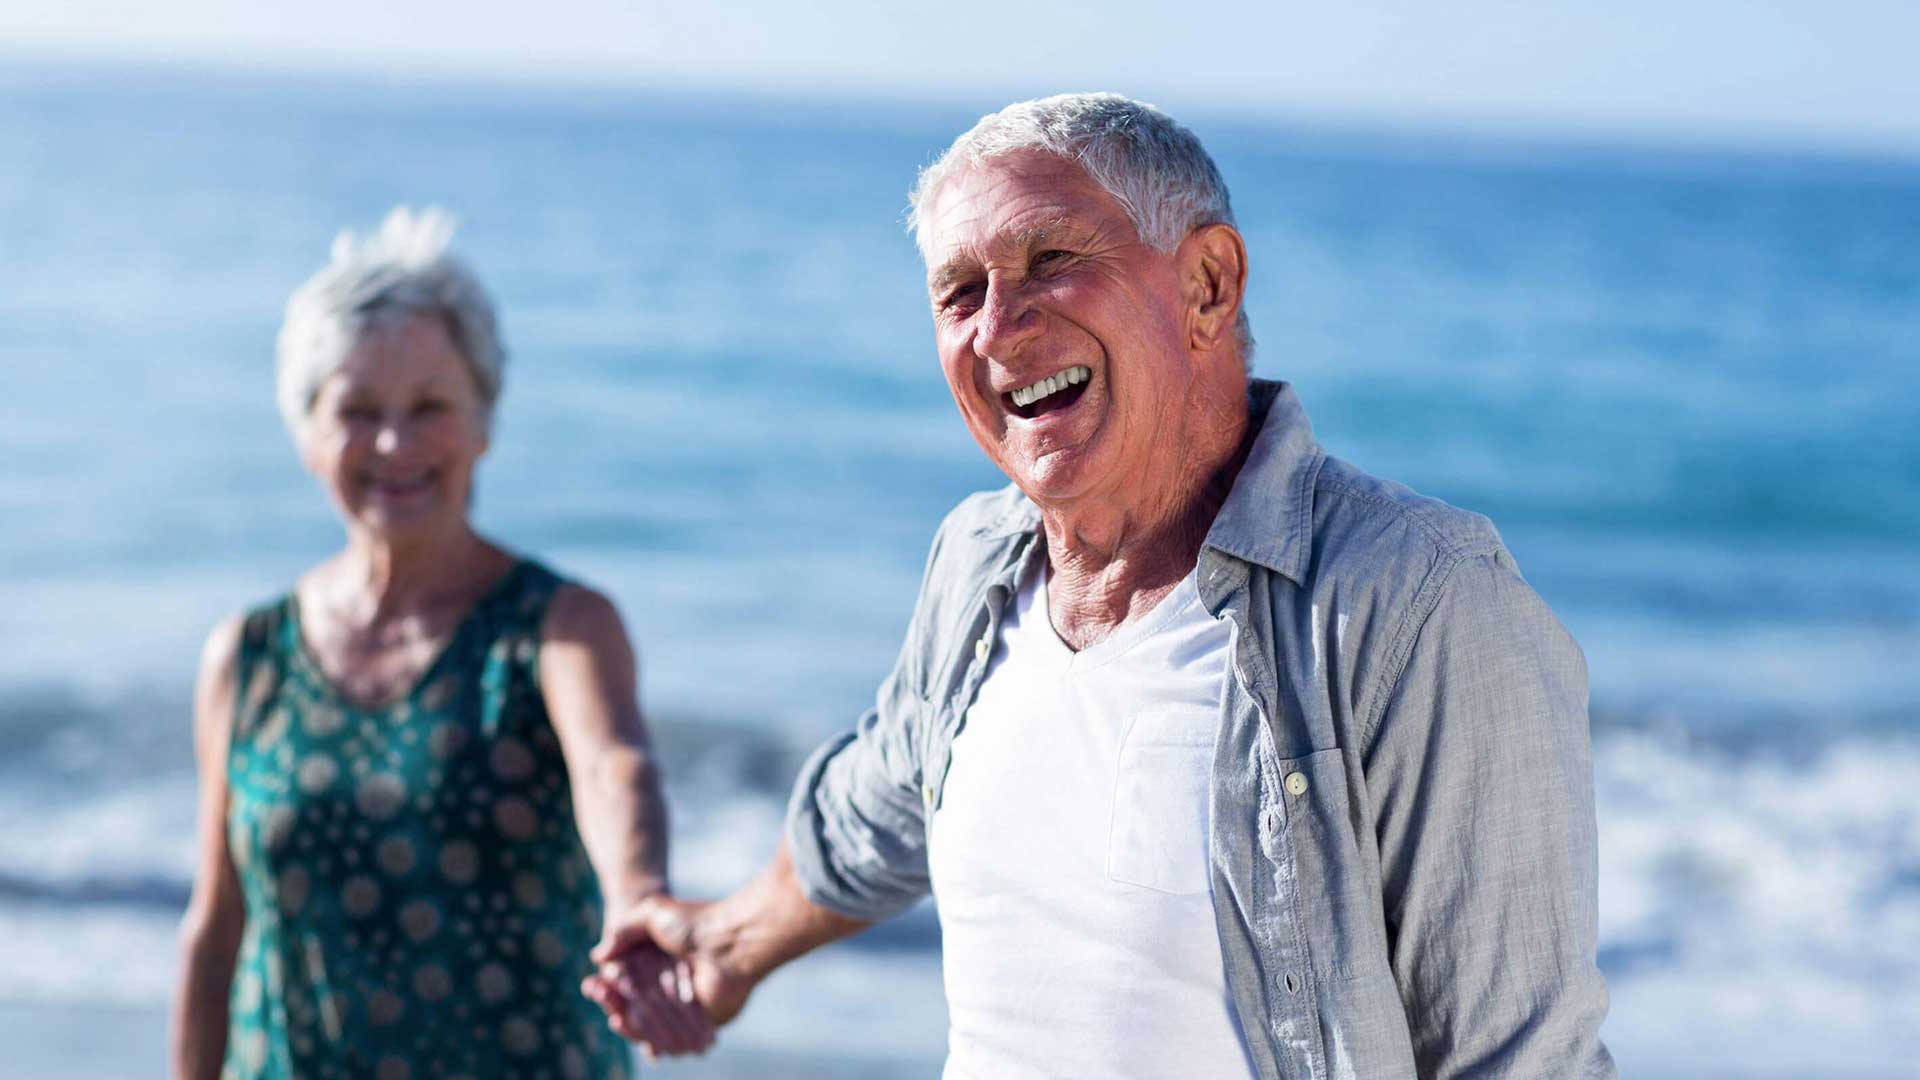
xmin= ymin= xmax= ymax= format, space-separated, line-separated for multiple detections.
xmin=585 ymin=849 xmax=871 ymax=1055
xmin=586 ymin=893 xmax=756 ymax=1056
xmin=580 ymin=920 xmax=716 ymax=1059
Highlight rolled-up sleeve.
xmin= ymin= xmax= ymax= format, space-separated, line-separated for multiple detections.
xmin=784 ymin=531 xmax=950 ymax=922
xmin=1365 ymin=551 xmax=1616 ymax=1078
xmin=785 ymin=652 xmax=933 ymax=921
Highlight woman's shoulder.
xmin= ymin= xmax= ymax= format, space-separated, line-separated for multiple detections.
xmin=538 ymin=576 xmax=629 ymax=649
xmin=475 ymin=555 xmax=631 ymax=666
xmin=198 ymin=591 xmax=292 ymax=685
xmin=191 ymin=591 xmax=287 ymax=756
xmin=196 ymin=611 xmax=247 ymax=699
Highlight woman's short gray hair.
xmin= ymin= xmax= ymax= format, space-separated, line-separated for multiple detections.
xmin=906 ymin=92 xmax=1252 ymax=358
xmin=275 ymin=206 xmax=505 ymax=434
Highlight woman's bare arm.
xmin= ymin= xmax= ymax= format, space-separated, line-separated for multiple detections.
xmin=170 ymin=615 xmax=247 ymax=1080
xmin=540 ymin=585 xmax=671 ymax=916
xmin=540 ymin=584 xmax=711 ymax=1055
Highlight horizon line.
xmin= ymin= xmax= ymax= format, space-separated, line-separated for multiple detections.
xmin=9 ymin=40 xmax=1920 ymax=171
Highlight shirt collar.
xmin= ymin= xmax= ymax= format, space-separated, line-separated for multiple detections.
xmin=1202 ymin=379 xmax=1323 ymax=585
xmin=970 ymin=379 xmax=1324 ymax=586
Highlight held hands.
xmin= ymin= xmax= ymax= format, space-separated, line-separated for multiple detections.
xmin=581 ymin=894 xmax=757 ymax=1059
xmin=580 ymin=940 xmax=712 ymax=1059
xmin=584 ymin=848 xmax=858 ymax=1059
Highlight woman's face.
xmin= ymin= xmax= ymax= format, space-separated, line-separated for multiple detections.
xmin=299 ymin=314 xmax=490 ymax=540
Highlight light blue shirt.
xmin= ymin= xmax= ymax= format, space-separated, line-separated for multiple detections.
xmin=787 ymin=379 xmax=1616 ymax=1078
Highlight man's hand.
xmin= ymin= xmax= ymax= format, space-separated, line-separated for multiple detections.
xmin=584 ymin=895 xmax=757 ymax=1056
xmin=584 ymin=843 xmax=872 ymax=1057
xmin=580 ymin=937 xmax=715 ymax=1059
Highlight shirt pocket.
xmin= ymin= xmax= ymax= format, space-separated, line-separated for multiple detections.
xmin=1106 ymin=710 xmax=1215 ymax=896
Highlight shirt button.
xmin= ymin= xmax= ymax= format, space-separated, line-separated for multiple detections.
xmin=922 ymin=783 xmax=935 ymax=807
xmin=974 ymin=637 xmax=990 ymax=663
xmin=1285 ymin=772 xmax=1309 ymax=797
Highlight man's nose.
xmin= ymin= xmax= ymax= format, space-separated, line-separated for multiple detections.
xmin=974 ymin=277 xmax=1043 ymax=362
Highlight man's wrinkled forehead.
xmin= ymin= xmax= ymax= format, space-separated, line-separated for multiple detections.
xmin=919 ymin=153 xmax=1119 ymax=279
xmin=925 ymin=218 xmax=1080 ymax=297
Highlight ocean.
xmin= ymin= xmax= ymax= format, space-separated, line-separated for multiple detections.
xmin=2 ymin=61 xmax=1917 ymax=1076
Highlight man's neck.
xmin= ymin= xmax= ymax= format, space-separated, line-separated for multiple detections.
xmin=1040 ymin=399 xmax=1252 ymax=652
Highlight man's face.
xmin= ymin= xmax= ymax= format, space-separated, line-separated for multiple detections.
xmin=920 ymin=151 xmax=1204 ymax=509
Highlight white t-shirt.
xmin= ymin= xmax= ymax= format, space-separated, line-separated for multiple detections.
xmin=928 ymin=561 xmax=1256 ymax=1080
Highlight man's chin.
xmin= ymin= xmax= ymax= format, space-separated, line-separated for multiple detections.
xmin=1006 ymin=452 xmax=1102 ymax=509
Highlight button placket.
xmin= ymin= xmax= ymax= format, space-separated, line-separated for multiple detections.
xmin=1258 ymin=805 xmax=1284 ymax=858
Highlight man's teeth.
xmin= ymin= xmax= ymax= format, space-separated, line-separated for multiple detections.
xmin=1010 ymin=366 xmax=1091 ymax=408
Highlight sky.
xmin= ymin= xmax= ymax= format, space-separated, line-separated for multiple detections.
xmin=6 ymin=1 xmax=1920 ymax=155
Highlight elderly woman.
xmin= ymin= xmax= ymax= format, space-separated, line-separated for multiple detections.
xmin=170 ymin=208 xmax=711 ymax=1078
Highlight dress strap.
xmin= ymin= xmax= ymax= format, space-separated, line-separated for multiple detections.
xmin=475 ymin=559 xmax=567 ymax=736
xmin=229 ymin=596 xmax=293 ymax=744
xmin=498 ymin=559 xmax=567 ymax=637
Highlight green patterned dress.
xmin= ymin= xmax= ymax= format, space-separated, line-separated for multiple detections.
xmin=221 ymin=559 xmax=632 ymax=1080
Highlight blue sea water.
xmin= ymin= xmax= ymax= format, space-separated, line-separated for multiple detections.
xmin=1 ymin=62 xmax=1917 ymax=1075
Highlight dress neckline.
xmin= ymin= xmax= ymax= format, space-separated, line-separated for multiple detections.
xmin=282 ymin=557 xmax=531 ymax=714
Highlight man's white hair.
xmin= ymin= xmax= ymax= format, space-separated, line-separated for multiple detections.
xmin=907 ymin=92 xmax=1252 ymax=358
xmin=275 ymin=206 xmax=505 ymax=435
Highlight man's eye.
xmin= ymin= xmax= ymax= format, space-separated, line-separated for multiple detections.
xmin=1033 ymin=249 xmax=1070 ymax=269
xmin=338 ymin=404 xmax=378 ymax=421
xmin=413 ymin=399 xmax=448 ymax=415
xmin=942 ymin=284 xmax=984 ymax=311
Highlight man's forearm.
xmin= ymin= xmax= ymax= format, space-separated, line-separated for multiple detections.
xmin=700 ymin=840 xmax=870 ymax=987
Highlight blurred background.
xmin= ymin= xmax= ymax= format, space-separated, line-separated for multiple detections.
xmin=2 ymin=2 xmax=1916 ymax=1077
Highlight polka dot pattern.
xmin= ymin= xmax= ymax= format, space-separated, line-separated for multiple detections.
xmin=219 ymin=561 xmax=629 ymax=1078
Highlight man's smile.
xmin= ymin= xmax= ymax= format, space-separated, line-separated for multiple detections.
xmin=1004 ymin=364 xmax=1093 ymax=419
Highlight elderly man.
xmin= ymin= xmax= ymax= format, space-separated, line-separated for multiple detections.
xmin=588 ymin=93 xmax=1615 ymax=1078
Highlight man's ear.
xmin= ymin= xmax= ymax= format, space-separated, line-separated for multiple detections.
xmin=1180 ymin=223 xmax=1248 ymax=353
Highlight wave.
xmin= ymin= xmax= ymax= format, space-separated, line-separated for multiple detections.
xmin=4 ymin=682 xmax=1917 ymax=1069
xmin=1593 ymin=731 xmax=1920 ymax=1073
